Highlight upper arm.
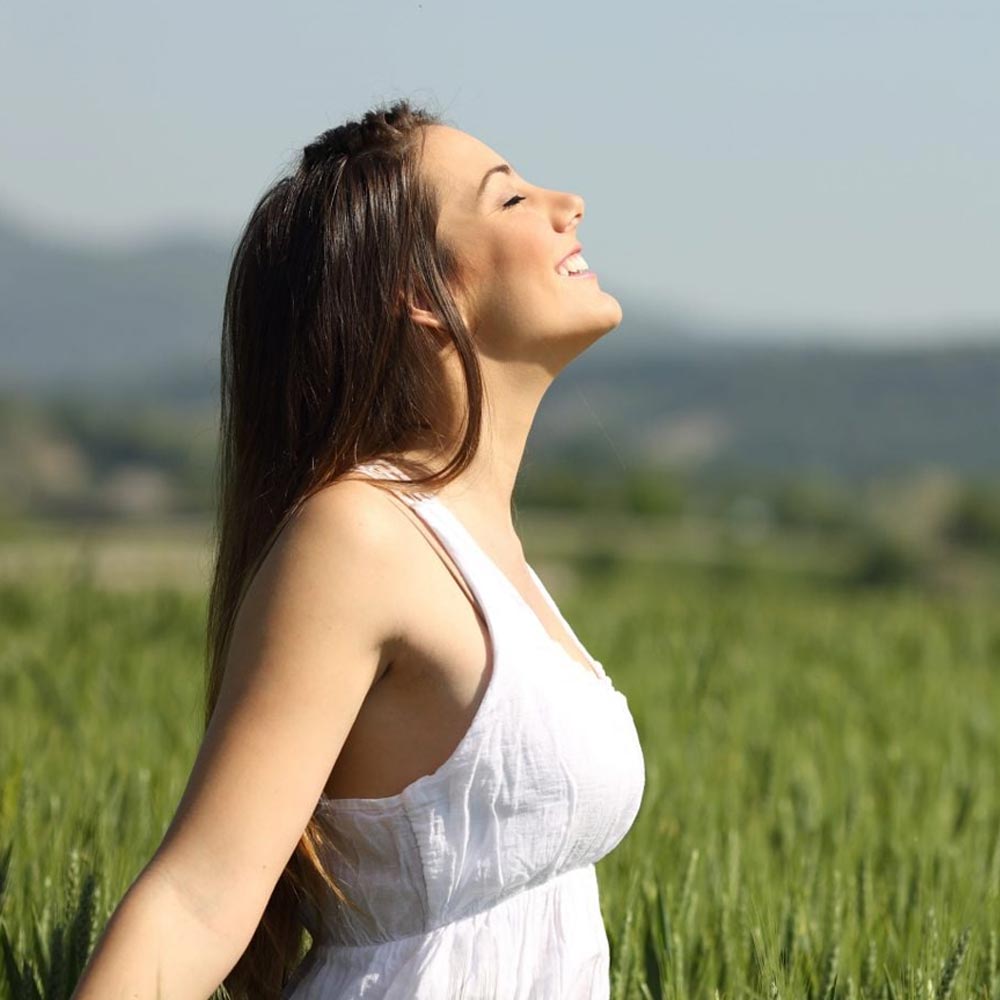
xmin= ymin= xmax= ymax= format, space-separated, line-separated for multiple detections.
xmin=145 ymin=480 xmax=407 ymax=949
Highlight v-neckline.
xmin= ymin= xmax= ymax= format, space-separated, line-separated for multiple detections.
xmin=363 ymin=459 xmax=605 ymax=682
xmin=427 ymin=497 xmax=605 ymax=682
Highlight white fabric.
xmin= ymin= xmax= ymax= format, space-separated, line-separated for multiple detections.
xmin=283 ymin=460 xmax=646 ymax=999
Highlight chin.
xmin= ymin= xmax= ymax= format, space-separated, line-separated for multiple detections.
xmin=575 ymin=312 xmax=622 ymax=347
xmin=605 ymin=293 xmax=624 ymax=326
xmin=592 ymin=292 xmax=623 ymax=333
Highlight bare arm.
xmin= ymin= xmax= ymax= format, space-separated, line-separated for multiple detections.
xmin=68 ymin=859 xmax=252 ymax=1000
xmin=71 ymin=482 xmax=406 ymax=999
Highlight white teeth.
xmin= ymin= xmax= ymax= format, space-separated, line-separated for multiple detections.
xmin=557 ymin=252 xmax=590 ymax=276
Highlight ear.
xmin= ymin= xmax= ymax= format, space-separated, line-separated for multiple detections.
xmin=403 ymin=284 xmax=459 ymax=345
xmin=395 ymin=278 xmax=439 ymax=327
xmin=407 ymin=300 xmax=447 ymax=333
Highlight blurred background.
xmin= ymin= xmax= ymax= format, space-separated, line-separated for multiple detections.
xmin=3 ymin=4 xmax=1000 ymax=997
xmin=2 ymin=1 xmax=999 ymax=598
xmin=1 ymin=0 xmax=999 ymax=597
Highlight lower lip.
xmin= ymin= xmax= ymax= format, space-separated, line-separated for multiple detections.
xmin=558 ymin=270 xmax=597 ymax=279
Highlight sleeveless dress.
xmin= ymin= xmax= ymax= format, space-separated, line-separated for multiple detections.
xmin=282 ymin=459 xmax=646 ymax=999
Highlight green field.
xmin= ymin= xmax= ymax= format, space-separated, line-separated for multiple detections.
xmin=1 ymin=534 xmax=999 ymax=999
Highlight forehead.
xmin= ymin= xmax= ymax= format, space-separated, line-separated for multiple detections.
xmin=418 ymin=124 xmax=507 ymax=207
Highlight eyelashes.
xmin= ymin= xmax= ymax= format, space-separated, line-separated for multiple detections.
xmin=501 ymin=194 xmax=526 ymax=210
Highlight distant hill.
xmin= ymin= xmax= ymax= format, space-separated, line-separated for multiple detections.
xmin=4 ymin=205 xmax=998 ymax=386
xmin=2 ymin=209 xmax=999 ymax=489
xmin=539 ymin=336 xmax=1000 ymax=483
xmin=0 ymin=213 xmax=228 ymax=388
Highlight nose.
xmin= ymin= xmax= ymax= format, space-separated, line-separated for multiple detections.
xmin=554 ymin=190 xmax=584 ymax=231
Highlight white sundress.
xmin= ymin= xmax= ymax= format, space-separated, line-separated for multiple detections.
xmin=282 ymin=459 xmax=646 ymax=999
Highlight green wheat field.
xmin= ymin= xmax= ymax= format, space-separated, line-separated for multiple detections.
xmin=1 ymin=540 xmax=999 ymax=999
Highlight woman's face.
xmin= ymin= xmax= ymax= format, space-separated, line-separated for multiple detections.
xmin=418 ymin=124 xmax=623 ymax=363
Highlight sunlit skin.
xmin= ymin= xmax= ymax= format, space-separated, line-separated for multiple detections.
xmin=65 ymin=124 xmax=627 ymax=1000
xmin=404 ymin=124 xmax=623 ymax=545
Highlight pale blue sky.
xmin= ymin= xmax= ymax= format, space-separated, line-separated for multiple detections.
xmin=2 ymin=0 xmax=998 ymax=335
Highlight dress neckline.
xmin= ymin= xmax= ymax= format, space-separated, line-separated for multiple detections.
xmin=435 ymin=501 xmax=605 ymax=682
xmin=365 ymin=459 xmax=606 ymax=684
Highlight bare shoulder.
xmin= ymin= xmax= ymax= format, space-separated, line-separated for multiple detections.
xmin=143 ymin=474 xmax=416 ymax=948
xmin=290 ymin=473 xmax=410 ymax=549
xmin=268 ymin=475 xmax=416 ymax=652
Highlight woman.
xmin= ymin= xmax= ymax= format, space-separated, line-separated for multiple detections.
xmin=72 ymin=98 xmax=645 ymax=999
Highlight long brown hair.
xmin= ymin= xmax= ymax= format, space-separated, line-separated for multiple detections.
xmin=208 ymin=98 xmax=487 ymax=998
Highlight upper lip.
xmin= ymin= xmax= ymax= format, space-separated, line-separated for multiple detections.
xmin=555 ymin=244 xmax=582 ymax=270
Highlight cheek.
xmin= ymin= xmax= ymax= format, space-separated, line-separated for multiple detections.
xmin=465 ymin=227 xmax=557 ymax=329
xmin=490 ymin=230 xmax=553 ymax=286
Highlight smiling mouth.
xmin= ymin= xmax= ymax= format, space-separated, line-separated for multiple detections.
xmin=556 ymin=251 xmax=596 ymax=278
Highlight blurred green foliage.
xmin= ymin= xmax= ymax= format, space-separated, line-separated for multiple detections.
xmin=2 ymin=556 xmax=999 ymax=997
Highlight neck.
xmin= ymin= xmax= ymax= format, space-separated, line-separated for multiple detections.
xmin=402 ymin=354 xmax=552 ymax=539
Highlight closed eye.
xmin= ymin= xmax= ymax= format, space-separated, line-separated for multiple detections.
xmin=501 ymin=194 xmax=526 ymax=210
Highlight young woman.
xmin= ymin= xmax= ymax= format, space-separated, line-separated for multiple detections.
xmin=72 ymin=98 xmax=646 ymax=999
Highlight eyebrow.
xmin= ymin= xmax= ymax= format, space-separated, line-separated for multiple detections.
xmin=477 ymin=163 xmax=513 ymax=201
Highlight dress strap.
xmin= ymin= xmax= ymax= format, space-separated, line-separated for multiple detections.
xmin=349 ymin=460 xmax=505 ymax=655
xmin=351 ymin=459 xmax=437 ymax=505
xmin=526 ymin=565 xmax=607 ymax=679
xmin=354 ymin=461 xmax=606 ymax=683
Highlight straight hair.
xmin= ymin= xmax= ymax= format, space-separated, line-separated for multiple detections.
xmin=207 ymin=98 xmax=487 ymax=997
